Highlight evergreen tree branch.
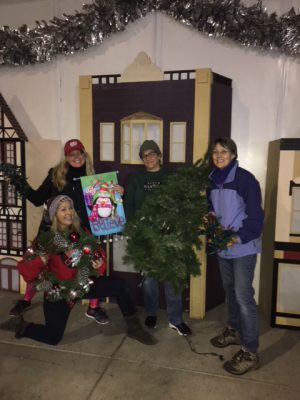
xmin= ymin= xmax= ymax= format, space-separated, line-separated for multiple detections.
xmin=123 ymin=157 xmax=211 ymax=292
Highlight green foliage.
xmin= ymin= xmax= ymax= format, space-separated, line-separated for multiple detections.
xmin=36 ymin=229 xmax=99 ymax=257
xmin=26 ymin=229 xmax=102 ymax=302
xmin=200 ymin=213 xmax=237 ymax=255
xmin=0 ymin=163 xmax=29 ymax=196
xmin=123 ymin=157 xmax=211 ymax=292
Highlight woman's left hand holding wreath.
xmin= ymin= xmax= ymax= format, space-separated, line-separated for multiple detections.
xmin=91 ymin=259 xmax=104 ymax=274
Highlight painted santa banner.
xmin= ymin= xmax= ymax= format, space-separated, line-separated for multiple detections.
xmin=80 ymin=171 xmax=126 ymax=236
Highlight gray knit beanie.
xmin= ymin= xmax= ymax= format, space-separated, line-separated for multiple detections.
xmin=48 ymin=195 xmax=74 ymax=222
xmin=139 ymin=140 xmax=161 ymax=159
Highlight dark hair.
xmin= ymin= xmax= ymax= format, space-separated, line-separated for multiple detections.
xmin=139 ymin=140 xmax=161 ymax=159
xmin=210 ymin=137 xmax=238 ymax=159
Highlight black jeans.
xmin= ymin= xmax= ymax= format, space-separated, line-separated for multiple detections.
xmin=22 ymin=276 xmax=136 ymax=345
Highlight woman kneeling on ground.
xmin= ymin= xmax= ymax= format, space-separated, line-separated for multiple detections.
xmin=14 ymin=195 xmax=157 ymax=346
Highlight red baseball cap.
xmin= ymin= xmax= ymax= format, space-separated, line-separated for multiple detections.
xmin=64 ymin=139 xmax=85 ymax=156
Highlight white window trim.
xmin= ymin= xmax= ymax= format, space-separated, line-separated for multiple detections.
xmin=121 ymin=119 xmax=163 ymax=165
xmin=290 ymin=185 xmax=300 ymax=235
xmin=169 ymin=122 xmax=186 ymax=163
xmin=99 ymin=123 xmax=115 ymax=161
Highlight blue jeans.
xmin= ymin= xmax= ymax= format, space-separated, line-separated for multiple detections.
xmin=218 ymin=254 xmax=259 ymax=353
xmin=143 ymin=277 xmax=183 ymax=325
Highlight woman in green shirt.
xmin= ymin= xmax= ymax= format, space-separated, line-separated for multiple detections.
xmin=124 ymin=140 xmax=191 ymax=336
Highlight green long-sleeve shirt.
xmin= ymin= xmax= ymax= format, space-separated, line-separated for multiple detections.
xmin=124 ymin=168 xmax=169 ymax=221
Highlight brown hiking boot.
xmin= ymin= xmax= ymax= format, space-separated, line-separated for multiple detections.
xmin=210 ymin=326 xmax=241 ymax=348
xmin=223 ymin=348 xmax=260 ymax=375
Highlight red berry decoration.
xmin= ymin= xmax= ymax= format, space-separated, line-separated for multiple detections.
xmin=69 ymin=232 xmax=79 ymax=243
xmin=83 ymin=245 xmax=92 ymax=255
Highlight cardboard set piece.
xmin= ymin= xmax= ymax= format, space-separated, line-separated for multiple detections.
xmin=0 ymin=93 xmax=61 ymax=293
xmin=259 ymin=138 xmax=300 ymax=329
xmin=1 ymin=53 xmax=234 ymax=319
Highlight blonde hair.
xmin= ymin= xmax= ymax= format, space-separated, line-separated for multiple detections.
xmin=51 ymin=150 xmax=94 ymax=191
xmin=51 ymin=205 xmax=81 ymax=233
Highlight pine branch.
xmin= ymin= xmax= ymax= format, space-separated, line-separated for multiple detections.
xmin=123 ymin=157 xmax=211 ymax=292
xmin=25 ymin=229 xmax=102 ymax=302
xmin=0 ymin=163 xmax=29 ymax=196
xmin=200 ymin=213 xmax=237 ymax=254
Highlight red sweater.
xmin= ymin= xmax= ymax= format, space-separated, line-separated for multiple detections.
xmin=18 ymin=251 xmax=106 ymax=283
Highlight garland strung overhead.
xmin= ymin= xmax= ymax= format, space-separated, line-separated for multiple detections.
xmin=0 ymin=0 xmax=299 ymax=66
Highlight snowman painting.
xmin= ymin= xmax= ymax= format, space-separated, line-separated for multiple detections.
xmin=88 ymin=182 xmax=119 ymax=222
xmin=81 ymin=171 xmax=126 ymax=236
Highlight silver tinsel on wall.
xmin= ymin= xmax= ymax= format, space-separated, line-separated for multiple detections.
xmin=0 ymin=0 xmax=299 ymax=66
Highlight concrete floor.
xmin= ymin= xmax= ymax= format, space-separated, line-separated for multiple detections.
xmin=0 ymin=290 xmax=299 ymax=400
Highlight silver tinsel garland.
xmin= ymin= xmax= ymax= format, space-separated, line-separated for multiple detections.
xmin=0 ymin=0 xmax=299 ymax=66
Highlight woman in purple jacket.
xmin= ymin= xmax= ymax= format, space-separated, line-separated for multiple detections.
xmin=207 ymin=137 xmax=264 ymax=376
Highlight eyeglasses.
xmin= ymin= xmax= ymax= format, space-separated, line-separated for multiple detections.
xmin=142 ymin=151 xmax=157 ymax=161
xmin=212 ymin=150 xmax=230 ymax=156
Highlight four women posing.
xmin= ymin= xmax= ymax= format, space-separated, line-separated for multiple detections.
xmin=10 ymin=137 xmax=264 ymax=376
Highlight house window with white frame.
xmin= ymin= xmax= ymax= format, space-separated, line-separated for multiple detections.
xmin=170 ymin=122 xmax=186 ymax=163
xmin=290 ymin=183 xmax=300 ymax=235
xmin=10 ymin=221 xmax=22 ymax=250
xmin=121 ymin=112 xmax=163 ymax=164
xmin=0 ymin=182 xmax=3 ymax=204
xmin=7 ymin=184 xmax=17 ymax=206
xmin=100 ymin=123 xmax=115 ymax=161
xmin=0 ymin=221 xmax=8 ymax=248
xmin=4 ymin=142 xmax=16 ymax=164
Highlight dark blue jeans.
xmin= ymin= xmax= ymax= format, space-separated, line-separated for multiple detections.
xmin=143 ymin=277 xmax=183 ymax=325
xmin=218 ymin=254 xmax=259 ymax=353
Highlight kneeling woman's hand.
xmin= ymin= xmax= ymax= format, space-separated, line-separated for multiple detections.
xmin=91 ymin=259 xmax=105 ymax=275
xmin=40 ymin=254 xmax=49 ymax=265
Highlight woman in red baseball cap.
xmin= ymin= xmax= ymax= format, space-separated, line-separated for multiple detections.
xmin=63 ymin=138 xmax=85 ymax=157
xmin=9 ymin=138 xmax=123 ymax=324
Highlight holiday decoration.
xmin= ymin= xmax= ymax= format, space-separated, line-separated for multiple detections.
xmin=81 ymin=171 xmax=125 ymax=236
xmin=0 ymin=163 xmax=28 ymax=196
xmin=26 ymin=229 xmax=105 ymax=302
xmin=64 ymin=248 xmax=82 ymax=268
xmin=69 ymin=231 xmax=79 ymax=243
xmin=123 ymin=157 xmax=211 ymax=293
xmin=0 ymin=1 xmax=299 ymax=66
xmin=25 ymin=246 xmax=35 ymax=256
xmin=83 ymin=245 xmax=92 ymax=255
xmin=200 ymin=213 xmax=237 ymax=254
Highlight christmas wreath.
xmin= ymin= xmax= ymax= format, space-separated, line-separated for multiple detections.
xmin=123 ymin=158 xmax=211 ymax=293
xmin=200 ymin=213 xmax=237 ymax=254
xmin=25 ymin=229 xmax=105 ymax=302
xmin=0 ymin=163 xmax=29 ymax=196
xmin=123 ymin=158 xmax=238 ymax=292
